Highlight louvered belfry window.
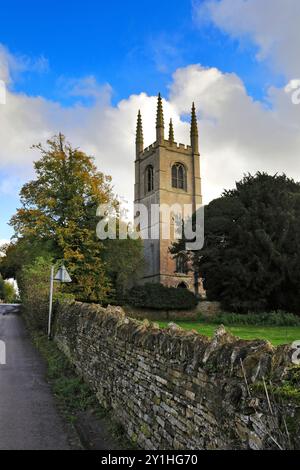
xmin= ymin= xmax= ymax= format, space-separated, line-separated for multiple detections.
xmin=172 ymin=163 xmax=186 ymax=190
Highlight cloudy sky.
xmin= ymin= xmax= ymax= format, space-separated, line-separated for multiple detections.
xmin=0 ymin=0 xmax=300 ymax=242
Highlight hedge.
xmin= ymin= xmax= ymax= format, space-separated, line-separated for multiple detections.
xmin=127 ymin=283 xmax=197 ymax=310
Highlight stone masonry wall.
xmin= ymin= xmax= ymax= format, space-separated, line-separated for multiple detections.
xmin=197 ymin=301 xmax=222 ymax=318
xmin=123 ymin=305 xmax=198 ymax=321
xmin=54 ymin=301 xmax=300 ymax=450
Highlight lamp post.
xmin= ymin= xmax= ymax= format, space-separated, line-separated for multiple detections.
xmin=48 ymin=264 xmax=72 ymax=340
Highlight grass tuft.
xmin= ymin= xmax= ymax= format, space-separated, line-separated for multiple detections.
xmin=32 ymin=332 xmax=100 ymax=416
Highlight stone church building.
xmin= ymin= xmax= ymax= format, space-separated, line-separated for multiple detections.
xmin=134 ymin=94 xmax=202 ymax=292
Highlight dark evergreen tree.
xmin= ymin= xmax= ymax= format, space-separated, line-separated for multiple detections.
xmin=173 ymin=173 xmax=300 ymax=313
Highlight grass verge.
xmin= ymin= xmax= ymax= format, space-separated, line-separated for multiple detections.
xmin=158 ymin=321 xmax=300 ymax=346
xmin=31 ymin=330 xmax=133 ymax=448
xmin=199 ymin=311 xmax=300 ymax=327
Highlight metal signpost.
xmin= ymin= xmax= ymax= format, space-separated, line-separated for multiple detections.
xmin=48 ymin=264 xmax=72 ymax=339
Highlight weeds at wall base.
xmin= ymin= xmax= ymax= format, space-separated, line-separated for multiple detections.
xmin=28 ymin=328 xmax=134 ymax=450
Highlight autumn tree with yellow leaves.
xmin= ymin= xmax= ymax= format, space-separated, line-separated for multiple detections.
xmin=7 ymin=134 xmax=142 ymax=303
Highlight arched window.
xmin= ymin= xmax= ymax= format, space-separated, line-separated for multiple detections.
xmin=172 ymin=163 xmax=186 ymax=190
xmin=145 ymin=165 xmax=154 ymax=193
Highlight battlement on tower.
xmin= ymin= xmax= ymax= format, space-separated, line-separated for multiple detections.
xmin=140 ymin=140 xmax=193 ymax=159
xmin=136 ymin=94 xmax=199 ymax=159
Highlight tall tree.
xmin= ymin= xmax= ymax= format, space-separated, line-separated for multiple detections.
xmin=0 ymin=239 xmax=55 ymax=281
xmin=10 ymin=135 xmax=114 ymax=302
xmin=173 ymin=173 xmax=300 ymax=313
xmin=103 ymin=237 xmax=144 ymax=301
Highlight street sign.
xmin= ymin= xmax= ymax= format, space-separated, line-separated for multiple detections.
xmin=48 ymin=264 xmax=72 ymax=339
xmin=54 ymin=265 xmax=72 ymax=283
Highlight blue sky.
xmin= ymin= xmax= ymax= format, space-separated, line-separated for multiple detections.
xmin=1 ymin=0 xmax=282 ymax=103
xmin=0 ymin=0 xmax=299 ymax=241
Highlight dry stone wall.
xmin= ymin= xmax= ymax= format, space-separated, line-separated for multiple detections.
xmin=54 ymin=301 xmax=300 ymax=450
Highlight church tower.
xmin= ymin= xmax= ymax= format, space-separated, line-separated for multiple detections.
xmin=134 ymin=94 xmax=202 ymax=291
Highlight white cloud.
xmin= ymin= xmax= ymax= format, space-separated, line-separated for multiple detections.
xmin=148 ymin=33 xmax=183 ymax=74
xmin=0 ymin=45 xmax=300 ymax=221
xmin=0 ymin=45 xmax=17 ymax=83
xmin=194 ymin=0 xmax=300 ymax=79
xmin=56 ymin=75 xmax=112 ymax=104
xmin=170 ymin=65 xmax=300 ymax=201
xmin=0 ymin=44 xmax=48 ymax=84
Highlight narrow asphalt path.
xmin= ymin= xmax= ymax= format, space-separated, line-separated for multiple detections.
xmin=0 ymin=307 xmax=71 ymax=450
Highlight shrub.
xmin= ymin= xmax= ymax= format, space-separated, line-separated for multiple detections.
xmin=18 ymin=257 xmax=50 ymax=330
xmin=127 ymin=283 xmax=197 ymax=310
xmin=19 ymin=256 xmax=74 ymax=332
xmin=202 ymin=311 xmax=300 ymax=327
xmin=182 ymin=173 xmax=300 ymax=314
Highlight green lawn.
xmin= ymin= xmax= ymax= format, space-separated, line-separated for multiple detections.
xmin=158 ymin=321 xmax=300 ymax=346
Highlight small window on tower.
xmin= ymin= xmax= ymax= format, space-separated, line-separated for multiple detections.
xmin=172 ymin=163 xmax=186 ymax=191
xmin=145 ymin=165 xmax=154 ymax=193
